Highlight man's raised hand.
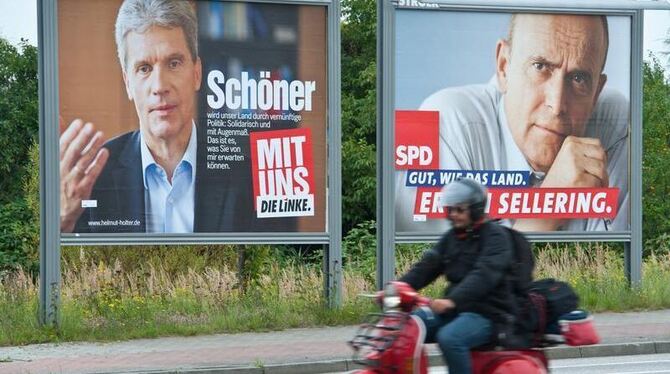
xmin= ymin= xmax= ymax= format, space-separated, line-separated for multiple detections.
xmin=59 ymin=117 xmax=109 ymax=233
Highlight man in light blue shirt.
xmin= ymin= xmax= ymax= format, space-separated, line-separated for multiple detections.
xmin=142 ymin=122 xmax=197 ymax=233
xmin=59 ymin=0 xmax=294 ymax=234
xmin=59 ymin=0 xmax=209 ymax=233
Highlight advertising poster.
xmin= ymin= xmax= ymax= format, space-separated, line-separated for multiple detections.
xmin=58 ymin=0 xmax=327 ymax=234
xmin=394 ymin=9 xmax=631 ymax=233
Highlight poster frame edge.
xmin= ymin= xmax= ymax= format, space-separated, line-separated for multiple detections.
xmin=49 ymin=0 xmax=337 ymax=247
xmin=384 ymin=4 xmax=642 ymax=244
xmin=392 ymin=0 xmax=670 ymax=10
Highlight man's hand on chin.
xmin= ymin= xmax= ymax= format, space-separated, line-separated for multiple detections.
xmin=59 ymin=117 xmax=109 ymax=233
xmin=543 ymin=136 xmax=609 ymax=189
xmin=514 ymin=136 xmax=609 ymax=232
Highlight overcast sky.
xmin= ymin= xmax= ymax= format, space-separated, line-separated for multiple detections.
xmin=0 ymin=1 xmax=668 ymax=65
xmin=0 ymin=0 xmax=36 ymax=47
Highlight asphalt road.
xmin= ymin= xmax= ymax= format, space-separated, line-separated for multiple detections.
xmin=427 ymin=353 xmax=670 ymax=374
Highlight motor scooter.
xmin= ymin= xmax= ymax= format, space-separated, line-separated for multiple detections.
xmin=348 ymin=281 xmax=589 ymax=374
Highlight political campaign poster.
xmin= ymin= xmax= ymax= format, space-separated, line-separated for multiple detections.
xmin=57 ymin=0 xmax=327 ymax=235
xmin=394 ymin=8 xmax=631 ymax=233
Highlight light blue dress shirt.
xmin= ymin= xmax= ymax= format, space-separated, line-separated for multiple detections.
xmin=140 ymin=122 xmax=197 ymax=233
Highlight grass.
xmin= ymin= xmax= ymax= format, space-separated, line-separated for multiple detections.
xmin=1 ymin=243 xmax=670 ymax=346
xmin=0 ymin=258 xmax=378 ymax=346
xmin=535 ymin=243 xmax=670 ymax=312
xmin=0 ymin=265 xmax=373 ymax=345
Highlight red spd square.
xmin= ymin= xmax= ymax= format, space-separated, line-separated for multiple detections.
xmin=395 ymin=110 xmax=439 ymax=170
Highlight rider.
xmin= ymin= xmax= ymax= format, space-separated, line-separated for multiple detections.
xmin=398 ymin=178 xmax=517 ymax=374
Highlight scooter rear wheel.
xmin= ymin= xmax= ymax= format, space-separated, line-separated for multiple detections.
xmin=485 ymin=356 xmax=547 ymax=374
xmin=472 ymin=350 xmax=548 ymax=374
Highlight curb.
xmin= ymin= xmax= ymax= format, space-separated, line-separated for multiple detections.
xmin=96 ymin=340 xmax=670 ymax=374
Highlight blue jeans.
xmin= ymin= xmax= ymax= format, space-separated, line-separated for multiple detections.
xmin=413 ymin=308 xmax=493 ymax=374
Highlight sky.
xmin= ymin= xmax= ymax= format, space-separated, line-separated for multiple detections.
xmin=0 ymin=0 xmax=668 ymax=65
xmin=644 ymin=9 xmax=670 ymax=63
xmin=0 ymin=0 xmax=36 ymax=46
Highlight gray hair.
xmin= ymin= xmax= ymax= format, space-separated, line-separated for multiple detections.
xmin=115 ymin=0 xmax=198 ymax=73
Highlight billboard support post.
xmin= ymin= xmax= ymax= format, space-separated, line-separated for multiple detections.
xmin=40 ymin=0 xmax=343 ymax=325
xmin=377 ymin=0 xmax=396 ymax=290
xmin=326 ymin=0 xmax=342 ymax=308
xmin=624 ymin=242 xmax=631 ymax=283
xmin=629 ymin=9 xmax=644 ymax=288
xmin=38 ymin=0 xmax=62 ymax=327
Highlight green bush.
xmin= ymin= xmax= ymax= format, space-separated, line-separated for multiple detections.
xmin=343 ymin=220 xmax=376 ymax=275
xmin=0 ymin=38 xmax=39 ymax=274
xmin=0 ymin=199 xmax=37 ymax=275
xmin=0 ymin=143 xmax=39 ymax=275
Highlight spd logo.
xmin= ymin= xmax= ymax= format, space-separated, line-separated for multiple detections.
xmin=395 ymin=110 xmax=439 ymax=170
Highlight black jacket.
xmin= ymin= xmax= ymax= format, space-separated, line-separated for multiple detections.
xmin=399 ymin=221 xmax=516 ymax=324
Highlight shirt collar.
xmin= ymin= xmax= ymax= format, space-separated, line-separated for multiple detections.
xmin=140 ymin=121 xmax=197 ymax=189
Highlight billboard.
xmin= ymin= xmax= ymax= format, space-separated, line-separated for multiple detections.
xmin=393 ymin=9 xmax=631 ymax=234
xmin=57 ymin=0 xmax=328 ymax=235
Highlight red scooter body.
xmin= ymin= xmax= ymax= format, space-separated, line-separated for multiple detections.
xmin=354 ymin=312 xmax=429 ymax=373
xmin=349 ymin=282 xmax=430 ymax=373
xmin=349 ymin=281 xmax=550 ymax=374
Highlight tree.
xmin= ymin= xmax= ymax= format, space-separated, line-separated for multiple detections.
xmin=341 ymin=0 xmax=377 ymax=233
xmin=0 ymin=38 xmax=39 ymax=274
xmin=0 ymin=38 xmax=38 ymax=203
xmin=642 ymin=58 xmax=670 ymax=252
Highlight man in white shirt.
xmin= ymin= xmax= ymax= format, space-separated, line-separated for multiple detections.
xmin=396 ymin=14 xmax=629 ymax=232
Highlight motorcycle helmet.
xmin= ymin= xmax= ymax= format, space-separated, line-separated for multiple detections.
xmin=441 ymin=178 xmax=488 ymax=222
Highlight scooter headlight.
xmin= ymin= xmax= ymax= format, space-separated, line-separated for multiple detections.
xmin=383 ymin=283 xmax=400 ymax=309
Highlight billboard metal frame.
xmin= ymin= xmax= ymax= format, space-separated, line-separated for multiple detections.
xmin=377 ymin=0 xmax=645 ymax=289
xmin=38 ymin=0 xmax=61 ymax=327
xmin=38 ymin=0 xmax=341 ymax=325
